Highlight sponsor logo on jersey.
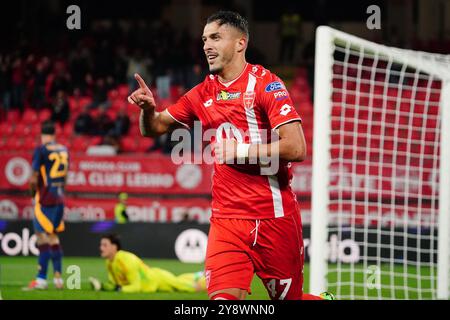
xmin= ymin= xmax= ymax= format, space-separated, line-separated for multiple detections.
xmin=216 ymin=90 xmax=241 ymax=101
xmin=274 ymin=90 xmax=288 ymax=100
xmin=265 ymin=81 xmax=285 ymax=92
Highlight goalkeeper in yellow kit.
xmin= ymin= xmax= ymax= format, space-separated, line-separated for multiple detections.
xmin=89 ymin=234 xmax=206 ymax=293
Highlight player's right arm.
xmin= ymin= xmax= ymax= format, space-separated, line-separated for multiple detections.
xmin=128 ymin=73 xmax=177 ymax=137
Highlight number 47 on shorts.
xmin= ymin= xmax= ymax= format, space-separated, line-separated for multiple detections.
xmin=265 ymin=278 xmax=293 ymax=300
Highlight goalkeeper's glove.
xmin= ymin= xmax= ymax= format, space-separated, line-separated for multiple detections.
xmin=89 ymin=277 xmax=102 ymax=291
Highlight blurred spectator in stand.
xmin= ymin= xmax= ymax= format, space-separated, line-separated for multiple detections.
xmin=74 ymin=105 xmax=94 ymax=135
xmin=185 ymin=63 xmax=204 ymax=89
xmin=113 ymin=107 xmax=131 ymax=136
xmin=147 ymin=133 xmax=172 ymax=154
xmin=279 ymin=9 xmax=302 ymax=64
xmin=302 ymin=39 xmax=315 ymax=101
xmin=49 ymin=61 xmax=71 ymax=98
xmin=11 ymin=56 xmax=25 ymax=113
xmin=101 ymin=132 xmax=120 ymax=153
xmin=32 ymin=60 xmax=49 ymax=110
xmin=51 ymin=90 xmax=70 ymax=126
xmin=114 ymin=46 xmax=128 ymax=84
xmin=93 ymin=104 xmax=114 ymax=136
xmin=69 ymin=47 xmax=91 ymax=95
xmin=86 ymin=77 xmax=110 ymax=109
xmin=156 ymin=70 xmax=171 ymax=99
xmin=0 ymin=54 xmax=12 ymax=118
xmin=126 ymin=49 xmax=151 ymax=93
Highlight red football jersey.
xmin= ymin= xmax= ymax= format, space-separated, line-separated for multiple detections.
xmin=167 ymin=63 xmax=303 ymax=219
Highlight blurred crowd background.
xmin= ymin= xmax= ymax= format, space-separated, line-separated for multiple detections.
xmin=0 ymin=0 xmax=449 ymax=155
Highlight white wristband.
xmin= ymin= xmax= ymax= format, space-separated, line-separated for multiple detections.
xmin=236 ymin=143 xmax=250 ymax=160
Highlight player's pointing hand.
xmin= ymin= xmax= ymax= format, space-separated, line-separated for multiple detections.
xmin=127 ymin=73 xmax=157 ymax=111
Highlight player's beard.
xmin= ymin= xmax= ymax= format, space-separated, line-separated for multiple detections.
xmin=209 ymin=56 xmax=230 ymax=75
xmin=208 ymin=57 xmax=223 ymax=75
xmin=209 ymin=65 xmax=223 ymax=75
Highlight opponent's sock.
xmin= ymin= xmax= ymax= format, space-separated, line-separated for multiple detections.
xmin=50 ymin=244 xmax=63 ymax=275
xmin=210 ymin=293 xmax=239 ymax=300
xmin=37 ymin=244 xmax=51 ymax=280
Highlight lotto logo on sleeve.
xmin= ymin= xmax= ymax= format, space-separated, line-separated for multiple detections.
xmin=280 ymin=104 xmax=292 ymax=116
xmin=265 ymin=81 xmax=285 ymax=92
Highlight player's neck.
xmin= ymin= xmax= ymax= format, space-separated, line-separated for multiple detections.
xmin=218 ymin=59 xmax=247 ymax=83
xmin=108 ymin=251 xmax=118 ymax=261
xmin=41 ymin=135 xmax=55 ymax=145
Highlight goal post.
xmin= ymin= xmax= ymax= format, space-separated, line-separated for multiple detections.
xmin=310 ymin=26 xmax=450 ymax=300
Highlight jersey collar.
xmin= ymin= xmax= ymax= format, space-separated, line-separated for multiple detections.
xmin=216 ymin=63 xmax=249 ymax=88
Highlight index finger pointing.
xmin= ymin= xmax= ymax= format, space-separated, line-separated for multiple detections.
xmin=134 ymin=73 xmax=148 ymax=89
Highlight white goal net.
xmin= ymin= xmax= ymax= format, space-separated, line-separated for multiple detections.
xmin=310 ymin=26 xmax=450 ymax=300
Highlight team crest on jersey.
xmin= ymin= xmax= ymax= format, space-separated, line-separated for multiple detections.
xmin=243 ymin=92 xmax=256 ymax=109
xmin=216 ymin=90 xmax=241 ymax=101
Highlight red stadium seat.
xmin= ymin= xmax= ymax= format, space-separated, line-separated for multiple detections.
xmin=6 ymin=110 xmax=20 ymax=123
xmin=89 ymin=136 xmax=102 ymax=146
xmin=57 ymin=136 xmax=70 ymax=147
xmin=70 ymin=136 xmax=89 ymax=153
xmin=128 ymin=124 xmax=141 ymax=136
xmin=110 ymin=98 xmax=126 ymax=111
xmin=106 ymin=109 xmax=117 ymax=120
xmin=62 ymin=122 xmax=73 ymax=137
xmin=4 ymin=137 xmax=23 ymax=150
xmin=136 ymin=137 xmax=154 ymax=152
xmin=30 ymin=123 xmax=41 ymax=136
xmin=14 ymin=123 xmax=32 ymax=136
xmin=38 ymin=109 xmax=52 ymax=122
xmin=108 ymin=89 xmax=119 ymax=101
xmin=0 ymin=138 xmax=8 ymax=151
xmin=22 ymin=136 xmax=38 ymax=151
xmin=0 ymin=122 xmax=14 ymax=136
xmin=117 ymin=84 xmax=130 ymax=98
xmin=121 ymin=136 xmax=138 ymax=152
xmin=22 ymin=109 xmax=39 ymax=124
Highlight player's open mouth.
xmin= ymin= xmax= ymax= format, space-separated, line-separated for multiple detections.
xmin=207 ymin=54 xmax=218 ymax=63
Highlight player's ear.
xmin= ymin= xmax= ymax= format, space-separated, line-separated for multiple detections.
xmin=236 ymin=36 xmax=247 ymax=53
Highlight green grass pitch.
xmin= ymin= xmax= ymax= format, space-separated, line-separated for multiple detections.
xmin=0 ymin=257 xmax=438 ymax=300
xmin=0 ymin=256 xmax=276 ymax=300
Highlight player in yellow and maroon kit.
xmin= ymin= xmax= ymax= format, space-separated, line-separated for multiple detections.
xmin=27 ymin=120 xmax=69 ymax=290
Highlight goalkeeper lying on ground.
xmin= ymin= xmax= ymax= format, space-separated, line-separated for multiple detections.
xmin=89 ymin=234 xmax=206 ymax=293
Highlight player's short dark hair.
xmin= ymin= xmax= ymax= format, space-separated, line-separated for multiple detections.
xmin=206 ymin=11 xmax=249 ymax=38
xmin=41 ymin=120 xmax=55 ymax=135
xmin=101 ymin=234 xmax=122 ymax=250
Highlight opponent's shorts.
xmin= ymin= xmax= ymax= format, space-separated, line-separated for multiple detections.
xmin=33 ymin=202 xmax=65 ymax=234
xmin=205 ymin=212 xmax=304 ymax=300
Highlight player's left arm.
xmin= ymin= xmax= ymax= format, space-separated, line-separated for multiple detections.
xmin=214 ymin=72 xmax=306 ymax=163
xmin=250 ymin=121 xmax=306 ymax=162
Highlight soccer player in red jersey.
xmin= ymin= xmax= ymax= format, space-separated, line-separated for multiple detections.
xmin=129 ymin=11 xmax=331 ymax=300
